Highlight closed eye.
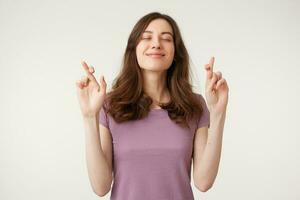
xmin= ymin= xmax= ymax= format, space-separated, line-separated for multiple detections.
xmin=142 ymin=37 xmax=172 ymax=41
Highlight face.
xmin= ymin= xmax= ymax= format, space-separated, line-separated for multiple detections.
xmin=136 ymin=18 xmax=175 ymax=72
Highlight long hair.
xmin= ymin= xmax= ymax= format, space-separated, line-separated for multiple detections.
xmin=103 ymin=12 xmax=205 ymax=130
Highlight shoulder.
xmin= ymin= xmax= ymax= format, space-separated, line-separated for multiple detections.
xmin=192 ymin=92 xmax=206 ymax=102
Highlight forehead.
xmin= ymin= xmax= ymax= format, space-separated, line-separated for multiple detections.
xmin=143 ymin=18 xmax=173 ymax=35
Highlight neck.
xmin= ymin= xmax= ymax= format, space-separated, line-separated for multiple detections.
xmin=142 ymin=69 xmax=170 ymax=108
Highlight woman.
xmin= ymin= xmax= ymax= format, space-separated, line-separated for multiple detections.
xmin=76 ymin=12 xmax=229 ymax=200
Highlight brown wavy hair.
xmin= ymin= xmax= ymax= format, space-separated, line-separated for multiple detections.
xmin=103 ymin=12 xmax=205 ymax=130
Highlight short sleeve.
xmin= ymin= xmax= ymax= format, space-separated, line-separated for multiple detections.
xmin=197 ymin=94 xmax=210 ymax=129
xmin=99 ymin=106 xmax=110 ymax=129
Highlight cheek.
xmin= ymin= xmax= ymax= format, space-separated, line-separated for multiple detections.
xmin=167 ymin=43 xmax=175 ymax=52
xmin=136 ymin=44 xmax=145 ymax=57
xmin=167 ymin=45 xmax=175 ymax=59
xmin=135 ymin=47 xmax=142 ymax=61
xmin=136 ymin=45 xmax=146 ymax=65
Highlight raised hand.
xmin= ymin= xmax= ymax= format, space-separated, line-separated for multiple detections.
xmin=76 ymin=61 xmax=107 ymax=117
xmin=204 ymin=57 xmax=229 ymax=114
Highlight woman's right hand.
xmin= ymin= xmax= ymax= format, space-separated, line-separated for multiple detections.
xmin=76 ymin=61 xmax=107 ymax=118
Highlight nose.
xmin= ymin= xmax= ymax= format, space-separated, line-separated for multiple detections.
xmin=151 ymin=37 xmax=161 ymax=49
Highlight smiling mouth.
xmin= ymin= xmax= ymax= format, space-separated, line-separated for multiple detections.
xmin=146 ymin=53 xmax=165 ymax=58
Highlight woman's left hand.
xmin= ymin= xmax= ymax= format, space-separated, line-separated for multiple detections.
xmin=204 ymin=57 xmax=229 ymax=114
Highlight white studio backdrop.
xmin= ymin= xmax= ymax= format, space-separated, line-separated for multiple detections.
xmin=0 ymin=0 xmax=299 ymax=199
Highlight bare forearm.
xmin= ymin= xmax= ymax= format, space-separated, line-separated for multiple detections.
xmin=83 ymin=116 xmax=112 ymax=195
xmin=197 ymin=111 xmax=226 ymax=187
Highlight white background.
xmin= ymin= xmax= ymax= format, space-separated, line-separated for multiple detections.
xmin=1 ymin=0 xmax=299 ymax=199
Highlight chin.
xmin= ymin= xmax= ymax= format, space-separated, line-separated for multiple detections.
xmin=141 ymin=64 xmax=170 ymax=71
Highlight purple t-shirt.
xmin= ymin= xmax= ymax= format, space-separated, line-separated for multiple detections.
xmin=99 ymin=93 xmax=210 ymax=200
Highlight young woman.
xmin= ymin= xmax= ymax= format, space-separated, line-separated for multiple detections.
xmin=76 ymin=12 xmax=229 ymax=200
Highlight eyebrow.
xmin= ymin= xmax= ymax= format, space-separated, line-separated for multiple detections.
xmin=143 ymin=30 xmax=173 ymax=37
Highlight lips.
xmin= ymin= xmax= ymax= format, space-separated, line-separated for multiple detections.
xmin=146 ymin=52 xmax=165 ymax=57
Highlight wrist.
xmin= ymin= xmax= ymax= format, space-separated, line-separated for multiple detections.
xmin=83 ymin=114 xmax=99 ymax=122
xmin=209 ymin=109 xmax=227 ymax=118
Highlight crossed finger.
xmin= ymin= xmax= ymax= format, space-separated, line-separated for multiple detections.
xmin=205 ymin=56 xmax=215 ymax=80
xmin=81 ymin=76 xmax=88 ymax=86
xmin=81 ymin=61 xmax=97 ymax=83
xmin=216 ymin=78 xmax=226 ymax=90
xmin=215 ymin=71 xmax=222 ymax=80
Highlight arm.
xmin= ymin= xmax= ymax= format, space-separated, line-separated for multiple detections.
xmin=76 ymin=60 xmax=112 ymax=196
xmin=193 ymin=110 xmax=226 ymax=192
xmin=83 ymin=115 xmax=113 ymax=197
xmin=193 ymin=56 xmax=229 ymax=192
